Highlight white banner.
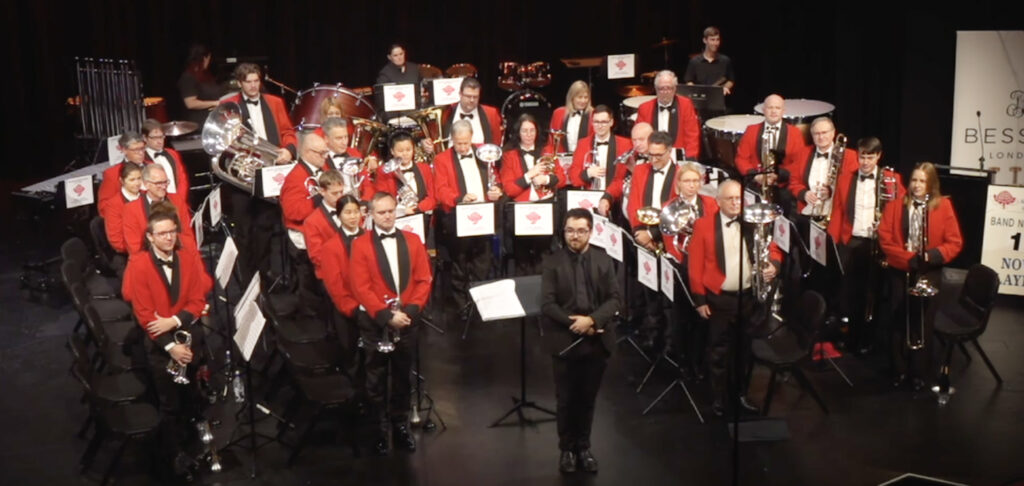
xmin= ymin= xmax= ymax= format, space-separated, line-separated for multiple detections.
xmin=432 ymin=78 xmax=462 ymax=106
xmin=383 ymin=84 xmax=416 ymax=112
xmin=396 ymin=213 xmax=426 ymax=244
xmin=209 ymin=186 xmax=223 ymax=226
xmin=660 ymin=255 xmax=674 ymax=301
xmin=774 ymin=215 xmax=791 ymax=254
xmin=950 ymin=31 xmax=1024 ymax=184
xmin=514 ymin=203 xmax=554 ymax=236
xmin=637 ymin=247 xmax=659 ymax=291
xmin=607 ymin=54 xmax=636 ymax=80
xmin=64 ymin=175 xmax=94 ymax=209
xmin=605 ymin=221 xmax=624 ymax=262
xmin=456 ymin=202 xmax=495 ymax=237
xmin=809 ymin=222 xmax=828 ymax=266
xmin=982 ymin=185 xmax=1024 ymax=295
xmin=259 ymin=164 xmax=293 ymax=198
xmin=566 ymin=190 xmax=604 ymax=213
xmin=590 ymin=214 xmax=610 ymax=249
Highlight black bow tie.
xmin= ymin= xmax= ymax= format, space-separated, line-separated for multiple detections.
xmin=152 ymin=150 xmax=169 ymax=160
xmin=326 ymin=207 xmax=339 ymax=217
xmin=653 ymin=168 xmax=665 ymax=175
xmin=244 ymin=98 xmax=259 ymax=106
xmin=460 ymin=113 xmax=474 ymax=120
xmin=523 ymin=149 xmax=539 ymax=159
xmin=573 ymin=110 xmax=585 ymax=117
xmin=765 ymin=125 xmax=779 ymax=132
xmin=859 ymin=173 xmax=875 ymax=181
xmin=459 ymin=153 xmax=474 ymax=160
xmin=331 ymin=153 xmax=345 ymax=159
xmin=157 ymin=258 xmax=174 ymax=268
xmin=595 ymin=141 xmax=609 ymax=147
xmin=659 ymin=105 xmax=672 ymax=112
xmin=725 ymin=218 xmax=739 ymax=227
xmin=913 ymin=200 xmax=925 ymax=208
xmin=378 ymin=231 xmax=398 ymax=239
xmin=401 ymin=168 xmax=414 ymax=175
xmin=815 ymin=152 xmax=829 ymax=159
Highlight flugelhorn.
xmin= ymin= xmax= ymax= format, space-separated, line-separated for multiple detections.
xmin=637 ymin=206 xmax=665 ymax=255
xmin=533 ymin=154 xmax=557 ymax=199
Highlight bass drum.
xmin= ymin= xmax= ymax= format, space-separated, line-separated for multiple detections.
xmin=703 ymin=114 xmax=764 ymax=170
xmin=501 ymin=90 xmax=552 ymax=142
xmin=290 ymin=84 xmax=377 ymax=131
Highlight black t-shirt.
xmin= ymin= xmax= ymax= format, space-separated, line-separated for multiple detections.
xmin=683 ymin=54 xmax=735 ymax=86
xmin=178 ymin=70 xmax=228 ymax=125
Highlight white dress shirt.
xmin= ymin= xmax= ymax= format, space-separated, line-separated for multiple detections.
xmin=851 ymin=169 xmax=878 ymax=238
xmin=146 ymin=148 xmax=177 ymax=194
xmin=566 ymin=111 xmax=583 ymax=152
xmin=244 ymin=96 xmax=268 ymax=140
xmin=457 ymin=152 xmax=485 ymax=201
xmin=720 ymin=215 xmax=752 ymax=292
xmin=457 ymin=108 xmax=485 ymax=144
xmin=377 ymin=229 xmax=401 ymax=294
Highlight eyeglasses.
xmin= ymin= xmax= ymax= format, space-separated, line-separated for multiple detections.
xmin=648 ymin=152 xmax=668 ymax=159
xmin=124 ymin=146 xmax=145 ymax=153
xmin=146 ymin=179 xmax=170 ymax=186
xmin=564 ymin=228 xmax=591 ymax=236
xmin=152 ymin=229 xmax=179 ymax=239
xmin=592 ymin=119 xmax=612 ymax=125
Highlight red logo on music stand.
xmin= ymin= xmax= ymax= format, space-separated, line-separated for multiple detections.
xmin=778 ymin=223 xmax=786 ymax=236
xmin=615 ymin=60 xmax=627 ymax=71
xmin=814 ymin=234 xmax=823 ymax=250
xmin=579 ymin=199 xmax=593 ymax=209
xmin=610 ymin=233 xmax=618 ymax=246
xmin=273 ymin=173 xmax=286 ymax=184
xmin=526 ymin=212 xmax=541 ymax=224
xmin=443 ymin=85 xmax=455 ymax=95
xmin=73 ymin=184 xmax=85 ymax=196
xmin=468 ymin=212 xmax=482 ymax=224
xmin=393 ymin=91 xmax=406 ymax=101
xmin=994 ymin=190 xmax=1016 ymax=209
xmin=402 ymin=225 xmax=414 ymax=232
xmin=595 ymin=223 xmax=604 ymax=235
xmin=643 ymin=261 xmax=652 ymax=274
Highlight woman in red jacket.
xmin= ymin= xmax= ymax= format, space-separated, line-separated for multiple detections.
xmin=878 ymin=162 xmax=963 ymax=390
xmin=100 ymin=162 xmax=144 ymax=273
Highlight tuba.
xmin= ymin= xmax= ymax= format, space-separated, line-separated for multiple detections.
xmin=659 ymin=197 xmax=698 ymax=254
xmin=203 ymin=102 xmax=284 ymax=194
xmin=350 ymin=117 xmax=389 ymax=158
xmin=381 ymin=158 xmax=419 ymax=209
xmin=475 ymin=143 xmax=503 ymax=190
xmin=744 ymin=202 xmax=782 ymax=303
xmin=905 ymin=194 xmax=937 ymax=350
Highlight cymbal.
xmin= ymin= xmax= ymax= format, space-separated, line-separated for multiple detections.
xmin=650 ymin=37 xmax=679 ymax=49
xmin=617 ymin=84 xmax=653 ymax=97
xmin=162 ymin=121 xmax=199 ymax=137
xmin=640 ymin=70 xmax=658 ymax=80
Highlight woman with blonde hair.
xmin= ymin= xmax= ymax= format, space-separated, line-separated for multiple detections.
xmin=549 ymin=80 xmax=593 ymax=153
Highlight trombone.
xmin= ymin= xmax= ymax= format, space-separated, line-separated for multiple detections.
xmin=905 ymin=194 xmax=937 ymax=350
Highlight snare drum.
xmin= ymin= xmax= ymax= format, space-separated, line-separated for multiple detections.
xmin=498 ymin=61 xmax=522 ymax=91
xmin=290 ymin=84 xmax=377 ymax=131
xmin=521 ymin=61 xmax=551 ymax=88
xmin=445 ymin=63 xmax=478 ymax=78
xmin=501 ymin=89 xmax=551 ymax=135
xmin=703 ymin=114 xmax=764 ymax=169
xmin=753 ymin=98 xmax=834 ymax=143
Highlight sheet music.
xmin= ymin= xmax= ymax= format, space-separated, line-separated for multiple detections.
xmin=215 ymin=236 xmax=238 ymax=289
xmin=233 ymin=273 xmax=265 ymax=362
xmin=469 ymin=279 xmax=526 ymax=321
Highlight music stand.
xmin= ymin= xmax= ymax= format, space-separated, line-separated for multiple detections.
xmin=678 ymin=84 xmax=726 ymax=117
xmin=470 ymin=275 xmax=556 ymax=427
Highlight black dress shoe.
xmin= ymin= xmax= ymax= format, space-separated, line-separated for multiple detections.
xmin=738 ymin=396 xmax=760 ymax=414
xmin=373 ymin=436 xmax=390 ymax=456
xmin=892 ymin=373 xmax=907 ymax=388
xmin=912 ymin=378 xmax=926 ymax=392
xmin=392 ymin=423 xmax=416 ymax=452
xmin=577 ymin=449 xmax=598 ymax=473
xmin=559 ymin=451 xmax=577 ymax=473
xmin=711 ymin=400 xmax=725 ymax=417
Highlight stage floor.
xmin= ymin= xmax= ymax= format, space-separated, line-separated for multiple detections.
xmin=1 ymin=216 xmax=1022 ymax=486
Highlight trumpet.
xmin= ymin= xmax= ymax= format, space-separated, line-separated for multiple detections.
xmin=381 ymin=158 xmax=419 ymax=210
xmin=165 ymin=330 xmax=193 ymax=385
xmin=475 ymin=143 xmax=503 ymax=190
xmin=379 ymin=296 xmax=404 ymax=354
xmin=905 ymin=194 xmax=937 ymax=350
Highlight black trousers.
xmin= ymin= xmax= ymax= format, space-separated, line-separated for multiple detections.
xmin=357 ymin=312 xmax=417 ymax=429
xmin=888 ymin=268 xmax=938 ymax=381
xmin=449 ymin=235 xmax=493 ymax=312
xmin=331 ymin=309 xmax=365 ymax=395
xmin=228 ymin=187 xmax=280 ymax=282
xmin=706 ymin=290 xmax=757 ymax=404
xmin=552 ymin=352 xmax=607 ymax=452
xmin=286 ymin=239 xmax=323 ymax=317
xmin=837 ymin=237 xmax=886 ymax=348
xmin=668 ymin=262 xmax=706 ymax=369
xmin=146 ymin=328 xmax=205 ymax=466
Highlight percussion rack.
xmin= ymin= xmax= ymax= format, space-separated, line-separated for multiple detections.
xmin=74 ymin=57 xmax=145 ymax=139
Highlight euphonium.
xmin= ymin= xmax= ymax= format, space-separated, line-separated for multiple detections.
xmin=475 ymin=143 xmax=503 ymax=190
xmin=743 ymin=202 xmax=782 ymax=303
xmin=659 ymin=197 xmax=698 ymax=254
xmin=202 ymin=102 xmax=284 ymax=194
xmin=905 ymin=194 xmax=937 ymax=350
xmin=165 ymin=330 xmax=193 ymax=385
xmin=811 ymin=134 xmax=847 ymax=225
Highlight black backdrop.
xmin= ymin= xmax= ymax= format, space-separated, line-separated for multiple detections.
xmin=3 ymin=1 xmax=1022 ymax=182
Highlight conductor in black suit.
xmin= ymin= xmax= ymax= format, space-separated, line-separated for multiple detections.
xmin=541 ymin=208 xmax=621 ymax=474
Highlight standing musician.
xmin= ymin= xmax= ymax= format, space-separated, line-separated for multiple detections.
xmin=122 ymin=165 xmax=195 ymax=254
xmin=599 ymin=122 xmax=652 ymax=223
xmin=549 ymin=80 xmax=594 ymax=153
xmin=221 ymin=62 xmax=297 ymax=282
xmin=373 ymin=130 xmax=437 ymax=217
xmin=433 ymin=120 xmax=503 ymax=317
xmin=626 ymin=131 xmax=679 ymax=350
xmin=443 ymin=77 xmax=503 ymax=145
xmin=280 ymin=133 xmax=330 ymax=316
xmin=734 ymin=94 xmax=807 ymax=212
xmin=689 ymin=179 xmax=781 ymax=416
xmin=303 ymin=174 xmax=365 ymax=391
xmin=683 ymin=26 xmax=736 ymax=96
xmin=791 ymin=117 xmax=859 ymax=218
xmin=100 ymin=162 xmax=142 ymax=273
xmin=98 ymin=131 xmax=149 ymax=218
xmin=322 ymin=117 xmax=376 ymax=201
xmin=568 ymin=105 xmax=632 ymax=191
xmin=142 ymin=118 xmax=190 ymax=210
xmin=663 ymin=163 xmax=719 ymax=373
xmin=635 ymin=70 xmax=701 ymax=157
xmin=349 ymin=192 xmax=433 ymax=455
xmin=121 ymin=208 xmax=212 ymax=480
xmin=541 ymin=208 xmax=620 ymax=474
xmin=827 ymin=137 xmax=905 ymax=354
xmin=878 ymin=162 xmax=962 ymax=390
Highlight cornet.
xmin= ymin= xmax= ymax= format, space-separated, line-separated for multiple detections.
xmin=475 ymin=143 xmax=503 ymax=191
xmin=377 ymin=296 xmax=404 ymax=354
xmin=637 ymin=206 xmax=665 ymax=255
xmin=533 ymin=154 xmax=557 ymax=199
xmin=166 ymin=330 xmax=193 ymax=385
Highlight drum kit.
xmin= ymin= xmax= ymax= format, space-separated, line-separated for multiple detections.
xmin=494 ymin=61 xmax=554 ymax=133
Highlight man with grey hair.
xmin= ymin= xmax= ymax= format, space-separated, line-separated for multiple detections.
xmin=322 ymin=117 xmax=375 ymax=199
xmin=635 ymin=70 xmax=700 ymax=157
xmin=98 ymin=131 xmax=149 ymax=217
xmin=433 ymin=119 xmax=502 ymax=319
xmin=122 ymin=164 xmax=196 ymax=254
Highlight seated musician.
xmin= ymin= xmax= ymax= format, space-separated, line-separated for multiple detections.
xmin=100 ymin=162 xmax=142 ymax=274
xmin=663 ymin=163 xmax=719 ymax=373
xmin=322 ymin=117 xmax=376 ymax=201
xmin=98 ymin=131 xmax=149 ymax=218
xmin=443 ymin=77 xmax=502 ymax=145
xmin=142 ymin=118 xmax=190 ymax=210
xmin=373 ymin=130 xmax=437 ymax=217
xmin=122 ymin=164 xmax=195 ymax=254
xmin=689 ymin=179 xmax=780 ymax=417
xmin=376 ymin=43 xmax=421 ymax=90
xmin=501 ymin=114 xmax=566 ymax=276
xmin=541 ymin=208 xmax=621 ymax=474
xmin=303 ymin=172 xmax=365 ymax=389
xmin=635 ymin=70 xmax=700 ymax=157
xmin=568 ymin=104 xmax=632 ymax=191
xmin=878 ymin=162 xmax=962 ymax=391
xmin=121 ymin=207 xmax=212 ymax=480
xmin=550 ymin=80 xmax=594 ymax=153
xmin=433 ymin=120 xmax=503 ymax=319
xmin=280 ymin=132 xmax=330 ymax=316
xmin=683 ymin=26 xmax=735 ymax=96
xmin=349 ymin=192 xmax=433 ymax=455
xmin=733 ymin=94 xmax=807 ymax=213
xmin=827 ymin=137 xmax=905 ymax=354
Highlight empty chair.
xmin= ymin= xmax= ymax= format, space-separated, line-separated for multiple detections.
xmin=933 ymin=264 xmax=1002 ymax=403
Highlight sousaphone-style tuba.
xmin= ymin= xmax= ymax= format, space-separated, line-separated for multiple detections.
xmin=203 ymin=102 xmax=283 ymax=194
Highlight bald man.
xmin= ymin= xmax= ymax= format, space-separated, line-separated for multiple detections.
xmin=734 ymin=94 xmax=807 ymax=213
xmin=281 ymin=132 xmax=330 ymax=316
